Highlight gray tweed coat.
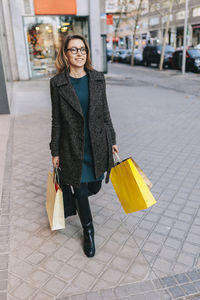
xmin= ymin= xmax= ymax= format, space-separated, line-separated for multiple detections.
xmin=49 ymin=67 xmax=116 ymax=188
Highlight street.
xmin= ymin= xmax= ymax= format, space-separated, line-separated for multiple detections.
xmin=2 ymin=63 xmax=200 ymax=300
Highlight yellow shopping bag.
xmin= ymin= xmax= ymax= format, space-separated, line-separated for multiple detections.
xmin=46 ymin=169 xmax=65 ymax=230
xmin=110 ymin=155 xmax=156 ymax=214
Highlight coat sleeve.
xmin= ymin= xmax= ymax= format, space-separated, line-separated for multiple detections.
xmin=49 ymin=79 xmax=61 ymax=157
xmin=102 ymin=75 xmax=116 ymax=145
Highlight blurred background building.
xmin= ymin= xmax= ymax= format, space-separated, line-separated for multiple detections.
xmin=0 ymin=0 xmax=106 ymax=113
xmin=105 ymin=0 xmax=200 ymax=50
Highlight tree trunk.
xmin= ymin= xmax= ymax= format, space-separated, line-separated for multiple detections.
xmin=159 ymin=0 xmax=173 ymax=71
xmin=131 ymin=0 xmax=144 ymax=66
xmin=111 ymin=30 xmax=117 ymax=63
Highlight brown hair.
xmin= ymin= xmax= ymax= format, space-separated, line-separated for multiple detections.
xmin=55 ymin=34 xmax=93 ymax=74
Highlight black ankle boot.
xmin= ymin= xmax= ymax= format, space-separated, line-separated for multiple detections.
xmin=83 ymin=222 xmax=95 ymax=257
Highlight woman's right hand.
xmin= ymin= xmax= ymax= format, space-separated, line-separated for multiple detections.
xmin=52 ymin=156 xmax=59 ymax=168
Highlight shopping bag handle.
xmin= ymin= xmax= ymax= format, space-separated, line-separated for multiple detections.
xmin=53 ymin=167 xmax=61 ymax=187
xmin=113 ymin=152 xmax=122 ymax=165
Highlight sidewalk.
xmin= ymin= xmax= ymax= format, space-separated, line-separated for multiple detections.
xmin=1 ymin=65 xmax=200 ymax=300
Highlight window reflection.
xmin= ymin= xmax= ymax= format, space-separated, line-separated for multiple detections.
xmin=24 ymin=16 xmax=89 ymax=77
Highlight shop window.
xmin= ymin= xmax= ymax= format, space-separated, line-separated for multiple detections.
xmin=24 ymin=16 xmax=89 ymax=78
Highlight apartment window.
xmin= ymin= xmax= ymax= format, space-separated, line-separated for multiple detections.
xmin=176 ymin=10 xmax=185 ymax=20
xmin=193 ymin=7 xmax=200 ymax=17
xmin=149 ymin=17 xmax=159 ymax=26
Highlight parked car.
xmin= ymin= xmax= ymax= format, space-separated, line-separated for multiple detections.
xmin=106 ymin=49 xmax=112 ymax=61
xmin=112 ymin=48 xmax=143 ymax=65
xmin=143 ymin=44 xmax=174 ymax=68
xmin=124 ymin=49 xmax=143 ymax=65
xmin=113 ymin=49 xmax=128 ymax=62
xmin=170 ymin=48 xmax=200 ymax=73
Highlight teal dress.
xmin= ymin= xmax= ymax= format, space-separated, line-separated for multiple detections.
xmin=70 ymin=74 xmax=104 ymax=183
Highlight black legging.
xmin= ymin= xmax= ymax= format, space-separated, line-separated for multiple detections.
xmin=73 ymin=181 xmax=102 ymax=227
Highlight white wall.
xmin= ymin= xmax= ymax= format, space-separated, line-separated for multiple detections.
xmin=2 ymin=0 xmax=19 ymax=80
xmin=89 ymin=0 xmax=102 ymax=71
xmin=77 ymin=0 xmax=89 ymax=15
xmin=10 ymin=0 xmax=29 ymax=80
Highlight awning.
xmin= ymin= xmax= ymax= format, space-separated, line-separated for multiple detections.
xmin=34 ymin=0 xmax=77 ymax=15
xmin=192 ymin=24 xmax=200 ymax=29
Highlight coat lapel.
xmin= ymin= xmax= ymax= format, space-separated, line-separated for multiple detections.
xmin=55 ymin=68 xmax=104 ymax=118
xmin=86 ymin=68 xmax=104 ymax=116
xmin=56 ymin=70 xmax=84 ymax=118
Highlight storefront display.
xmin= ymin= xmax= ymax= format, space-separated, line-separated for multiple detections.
xmin=24 ymin=16 xmax=89 ymax=78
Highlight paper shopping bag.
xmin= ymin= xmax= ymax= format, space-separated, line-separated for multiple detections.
xmin=110 ymin=157 xmax=156 ymax=214
xmin=46 ymin=171 xmax=65 ymax=230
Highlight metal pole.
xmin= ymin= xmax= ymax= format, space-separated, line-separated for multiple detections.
xmin=182 ymin=0 xmax=189 ymax=74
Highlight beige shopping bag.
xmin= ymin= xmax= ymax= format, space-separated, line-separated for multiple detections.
xmin=132 ymin=159 xmax=152 ymax=189
xmin=46 ymin=171 xmax=65 ymax=230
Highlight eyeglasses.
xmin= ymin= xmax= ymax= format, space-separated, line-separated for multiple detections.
xmin=66 ymin=47 xmax=87 ymax=55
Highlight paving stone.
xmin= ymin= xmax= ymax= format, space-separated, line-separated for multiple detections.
xmin=54 ymin=246 xmax=74 ymax=262
xmin=192 ymin=296 xmax=200 ymax=300
xmin=169 ymin=229 xmax=185 ymax=239
xmin=193 ymin=281 xmax=200 ymax=291
xmin=187 ymin=271 xmax=200 ymax=281
xmin=71 ymin=294 xmax=87 ymax=300
xmin=10 ymin=282 xmax=35 ymax=300
xmin=148 ymin=232 xmax=165 ymax=244
xmin=72 ymin=271 xmax=96 ymax=290
xmin=180 ymin=283 xmax=198 ymax=295
xmin=10 ymin=260 xmax=34 ymax=279
xmin=86 ymin=291 xmax=101 ymax=300
xmin=153 ymin=258 xmax=172 ymax=274
xmin=29 ymin=269 xmax=51 ymax=288
xmin=182 ymin=243 xmax=200 ymax=255
xmin=114 ymin=282 xmax=142 ymax=297
xmin=43 ymin=277 xmax=67 ymax=296
xmin=26 ymin=251 xmax=46 ymax=265
xmin=175 ymin=272 xmax=190 ymax=284
xmin=186 ymin=233 xmax=200 ymax=245
xmin=143 ymin=290 xmax=164 ymax=300
xmin=159 ymin=247 xmax=177 ymax=260
xmin=0 ymin=280 xmax=7 ymax=291
xmin=100 ymin=288 xmax=116 ymax=300
xmin=0 ymin=254 xmax=8 ymax=270
xmin=101 ymin=268 xmax=123 ymax=284
xmin=110 ymin=256 xmax=130 ymax=272
xmin=56 ymin=264 xmax=79 ymax=282
xmin=161 ymin=276 xmax=177 ymax=287
xmin=0 ymin=270 xmax=8 ymax=281
xmin=0 ymin=292 xmax=7 ymax=300
xmin=177 ymin=253 xmax=195 ymax=267
xmin=168 ymin=286 xmax=185 ymax=298
xmin=31 ymin=290 xmax=55 ymax=300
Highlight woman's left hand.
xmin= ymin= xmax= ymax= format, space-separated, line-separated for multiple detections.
xmin=112 ymin=145 xmax=119 ymax=154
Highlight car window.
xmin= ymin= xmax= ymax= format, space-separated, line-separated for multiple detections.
xmin=188 ymin=49 xmax=200 ymax=58
xmin=157 ymin=45 xmax=174 ymax=52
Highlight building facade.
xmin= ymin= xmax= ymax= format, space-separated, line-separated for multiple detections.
xmin=148 ymin=0 xmax=200 ymax=48
xmin=2 ymin=0 xmax=106 ymax=82
xmin=106 ymin=0 xmax=200 ymax=50
xmin=0 ymin=0 xmax=106 ymax=113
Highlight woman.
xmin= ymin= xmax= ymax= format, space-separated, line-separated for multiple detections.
xmin=49 ymin=34 xmax=118 ymax=257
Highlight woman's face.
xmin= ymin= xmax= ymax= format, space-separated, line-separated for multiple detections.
xmin=65 ymin=39 xmax=87 ymax=68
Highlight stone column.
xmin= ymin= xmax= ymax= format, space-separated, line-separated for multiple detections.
xmin=10 ymin=0 xmax=29 ymax=80
xmin=171 ymin=26 xmax=176 ymax=48
xmin=89 ymin=0 xmax=102 ymax=71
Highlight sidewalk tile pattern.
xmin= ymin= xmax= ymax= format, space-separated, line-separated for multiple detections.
xmin=4 ymin=73 xmax=200 ymax=299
